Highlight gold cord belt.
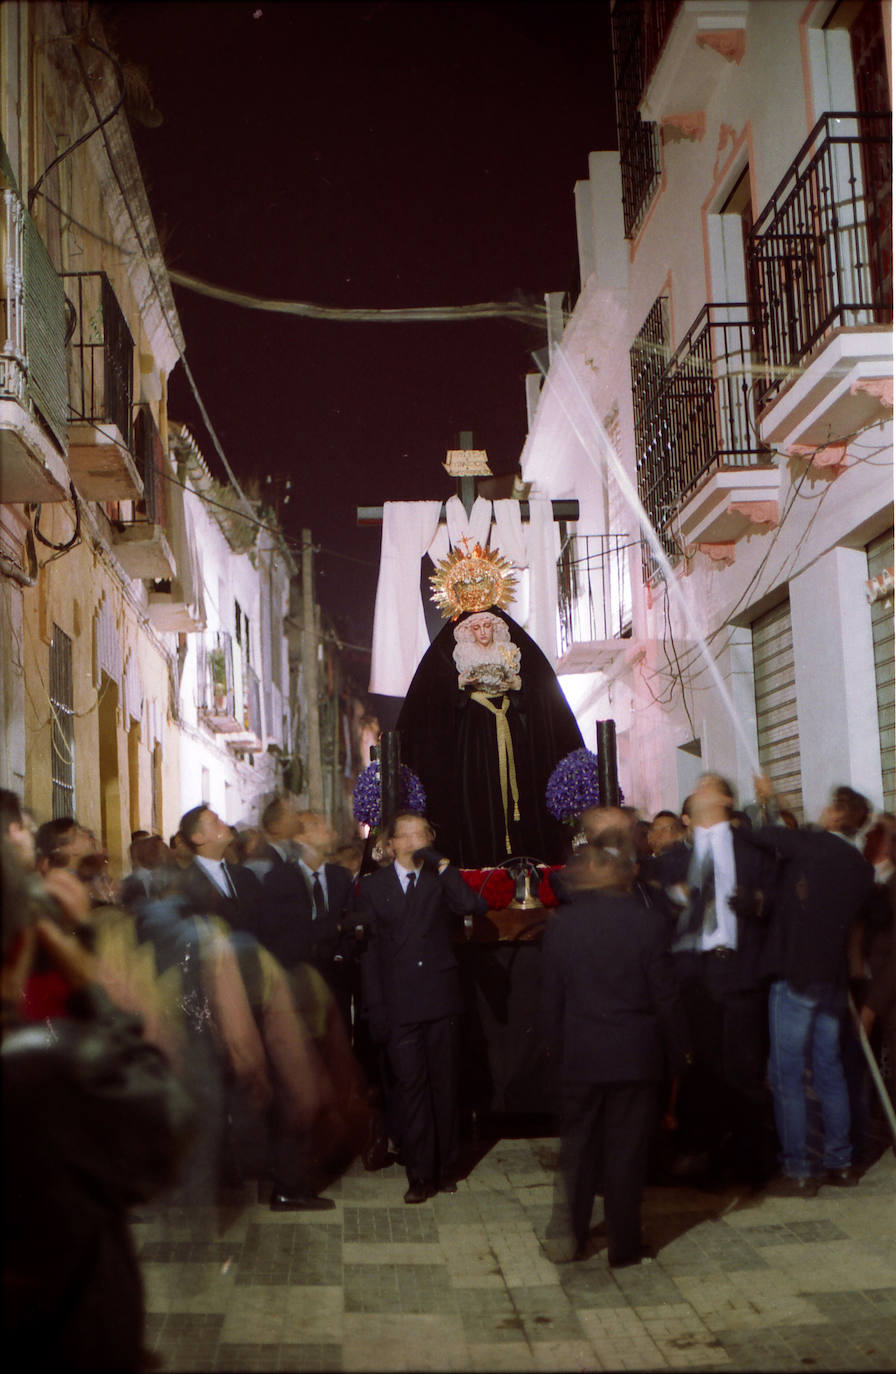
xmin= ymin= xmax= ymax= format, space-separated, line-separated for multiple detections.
xmin=470 ymin=692 xmax=520 ymax=854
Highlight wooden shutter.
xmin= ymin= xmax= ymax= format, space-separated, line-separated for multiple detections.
xmin=752 ymin=598 xmax=803 ymax=819
xmin=867 ymin=529 xmax=895 ymax=810
xmin=23 ymin=210 xmax=69 ymax=451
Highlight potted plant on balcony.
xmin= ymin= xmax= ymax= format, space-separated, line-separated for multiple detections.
xmin=209 ymin=647 xmax=228 ymax=711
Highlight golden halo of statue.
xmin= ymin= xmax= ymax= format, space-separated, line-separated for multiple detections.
xmin=430 ymin=541 xmax=518 ymax=620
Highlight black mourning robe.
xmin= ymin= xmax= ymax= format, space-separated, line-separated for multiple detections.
xmin=395 ymin=607 xmax=584 ymax=868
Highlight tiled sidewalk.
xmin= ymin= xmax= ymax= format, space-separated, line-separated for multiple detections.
xmin=136 ymin=1139 xmax=896 ymax=1372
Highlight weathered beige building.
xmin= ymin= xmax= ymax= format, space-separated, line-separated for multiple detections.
xmin=0 ymin=2 xmax=338 ymax=868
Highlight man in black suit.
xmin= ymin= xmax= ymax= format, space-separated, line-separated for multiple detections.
xmin=748 ymin=780 xmax=876 ymax=1195
xmin=251 ymin=800 xmax=355 ymax=1029
xmin=177 ymin=803 xmax=335 ymax=1212
xmin=660 ymin=773 xmax=778 ymax=1185
xmin=176 ymin=803 xmax=263 ymax=922
xmin=540 ymin=843 xmax=690 ymax=1267
xmin=647 ymin=809 xmax=687 ymax=859
xmin=356 ymin=811 xmax=488 ymax=1203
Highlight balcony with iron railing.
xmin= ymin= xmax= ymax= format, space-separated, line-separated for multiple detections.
xmin=226 ymin=663 xmax=265 ymax=754
xmin=196 ymin=630 xmax=264 ymax=749
xmin=197 ymin=629 xmax=241 ymax=733
xmin=748 ymin=111 xmax=893 ymax=452
xmin=109 ymin=404 xmax=175 ymax=581
xmin=557 ymin=533 xmax=636 ymax=672
xmin=639 ymin=0 xmax=683 ymax=89
xmin=636 ymin=0 xmax=749 ymax=125
xmin=611 ymin=0 xmax=662 ymax=240
xmin=0 ymin=182 xmax=71 ymax=502
xmin=633 ymin=303 xmax=778 ymax=579
xmin=61 ymin=270 xmax=141 ymax=501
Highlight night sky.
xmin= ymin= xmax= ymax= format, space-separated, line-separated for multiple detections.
xmin=103 ymin=1 xmax=616 ymax=675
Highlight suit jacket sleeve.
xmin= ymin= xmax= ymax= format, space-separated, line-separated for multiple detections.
xmin=538 ymin=914 xmax=566 ymax=1066
xmin=439 ymin=863 xmax=489 ymax=918
xmin=355 ymin=879 xmax=385 ymax=1023
xmin=643 ymin=918 xmax=691 ymax=1075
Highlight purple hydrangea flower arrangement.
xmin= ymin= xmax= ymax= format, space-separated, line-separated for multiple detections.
xmin=352 ymin=762 xmax=427 ymax=827
xmin=545 ymin=748 xmax=603 ymax=823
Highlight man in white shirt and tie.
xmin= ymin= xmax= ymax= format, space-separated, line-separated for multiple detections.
xmin=177 ymin=801 xmax=337 ymax=1213
xmin=178 ymin=803 xmax=260 ymax=920
xmin=250 ymin=801 xmax=355 ymax=1029
xmin=665 ymin=774 xmax=777 ymax=1186
xmin=357 ymin=812 xmax=487 ymax=1202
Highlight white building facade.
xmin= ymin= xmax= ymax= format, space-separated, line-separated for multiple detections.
xmin=0 ymin=2 xmax=303 ymax=861
xmin=168 ymin=426 xmax=295 ymax=829
xmin=523 ymin=0 xmax=893 ymax=820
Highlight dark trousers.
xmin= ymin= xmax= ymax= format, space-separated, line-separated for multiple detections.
xmin=674 ymin=950 xmax=773 ymax=1182
xmin=558 ymin=1080 xmax=657 ymax=1262
xmin=269 ymin=1123 xmax=316 ymax=1197
xmin=389 ymin=1015 xmax=459 ymax=1185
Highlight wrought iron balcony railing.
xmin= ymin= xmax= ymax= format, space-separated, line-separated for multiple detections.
xmin=197 ymin=629 xmax=240 ymax=731
xmin=1 ymin=186 xmax=69 ymax=451
xmin=246 ymin=665 xmax=263 ymax=740
xmin=558 ymin=534 xmax=633 ymax=656
xmin=611 ymin=0 xmax=662 ymax=239
xmin=632 ymin=304 xmax=771 ymax=578
xmin=197 ymin=628 xmax=264 ymax=743
xmin=639 ymin=0 xmax=684 ymax=89
xmin=61 ymin=271 xmax=134 ymax=449
xmin=747 ymin=111 xmax=893 ymax=409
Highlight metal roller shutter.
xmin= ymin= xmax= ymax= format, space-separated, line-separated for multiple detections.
xmin=867 ymin=530 xmax=895 ymax=811
xmin=752 ymin=597 xmax=803 ymax=820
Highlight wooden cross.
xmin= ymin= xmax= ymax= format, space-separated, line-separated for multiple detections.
xmin=358 ymin=432 xmax=579 ymax=830
xmin=356 ymin=431 xmax=579 ymax=526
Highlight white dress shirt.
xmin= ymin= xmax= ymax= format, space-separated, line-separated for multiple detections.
xmin=691 ymin=820 xmax=738 ymax=951
xmin=393 ymin=860 xmax=421 ymax=893
xmin=194 ymin=854 xmax=235 ymax=897
xmin=297 ymin=857 xmax=329 ymax=916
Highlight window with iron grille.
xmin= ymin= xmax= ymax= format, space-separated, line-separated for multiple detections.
xmin=630 ymin=296 xmax=673 ymax=579
xmin=640 ymin=0 xmax=684 ymax=88
xmin=133 ymin=405 xmax=166 ymax=526
xmin=60 ymin=270 xmax=134 ymax=449
xmin=611 ymin=0 xmax=662 ymax=239
xmin=49 ymin=624 xmax=75 ymax=818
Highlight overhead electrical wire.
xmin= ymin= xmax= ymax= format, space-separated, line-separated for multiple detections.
xmin=33 ymin=10 xmax=547 ymax=580
xmin=167 ymin=269 xmax=548 ymax=328
xmin=29 ymin=13 xmax=889 ymax=714
xmin=62 ymin=15 xmax=269 ymax=543
xmin=28 ymin=31 xmax=125 ymax=211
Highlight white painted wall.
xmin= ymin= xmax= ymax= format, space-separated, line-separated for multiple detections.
xmin=521 ymin=0 xmax=894 ymax=817
xmin=172 ymin=471 xmax=290 ymax=830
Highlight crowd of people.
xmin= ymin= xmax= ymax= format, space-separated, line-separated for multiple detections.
xmin=541 ymin=775 xmax=894 ymax=1265
xmin=2 ymin=772 xmax=894 ymax=1364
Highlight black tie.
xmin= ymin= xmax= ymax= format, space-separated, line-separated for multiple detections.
xmin=221 ymin=861 xmax=237 ymax=899
xmin=405 ymin=871 xmax=416 ymax=898
xmin=311 ymin=870 xmax=326 ymax=920
xmin=688 ymin=845 xmax=717 ymax=936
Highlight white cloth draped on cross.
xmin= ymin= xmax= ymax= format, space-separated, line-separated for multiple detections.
xmin=369 ymin=495 xmax=561 ymax=697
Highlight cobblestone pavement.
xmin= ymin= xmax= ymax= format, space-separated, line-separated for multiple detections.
xmin=135 ymin=1130 xmax=896 ymax=1372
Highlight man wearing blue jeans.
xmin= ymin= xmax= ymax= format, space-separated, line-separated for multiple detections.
xmin=749 ymin=781 xmax=875 ymax=1196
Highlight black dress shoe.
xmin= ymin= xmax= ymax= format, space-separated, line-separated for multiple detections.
xmin=765 ymin=1174 xmax=819 ymax=1198
xmin=609 ymin=1244 xmax=655 ymax=1269
xmin=823 ymin=1167 xmax=860 ymax=1188
xmin=403 ymin=1180 xmax=434 ymax=1204
xmin=270 ymin=1191 xmax=336 ymax=1212
xmin=438 ymin=1180 xmax=458 ymax=1194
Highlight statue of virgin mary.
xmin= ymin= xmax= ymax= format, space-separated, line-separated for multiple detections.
xmin=395 ymin=547 xmax=584 ymax=868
